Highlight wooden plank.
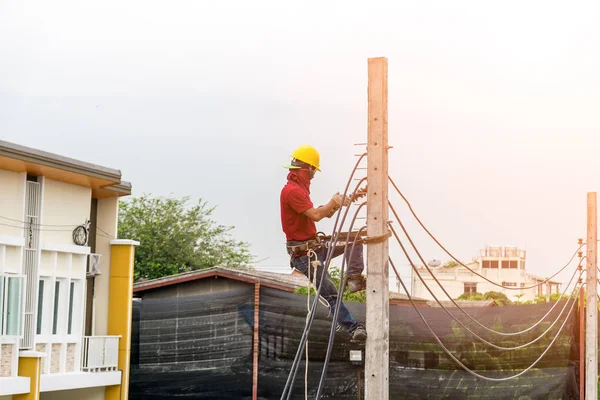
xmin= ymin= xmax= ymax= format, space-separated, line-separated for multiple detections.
xmin=365 ymin=57 xmax=389 ymax=400
xmin=586 ymin=192 xmax=597 ymax=400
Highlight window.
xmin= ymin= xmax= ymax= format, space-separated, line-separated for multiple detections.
xmin=502 ymin=282 xmax=517 ymax=287
xmin=464 ymin=282 xmax=477 ymax=294
xmin=68 ymin=282 xmax=75 ymax=334
xmin=0 ymin=275 xmax=25 ymax=336
xmin=52 ymin=281 xmax=60 ymax=335
xmin=36 ymin=280 xmax=44 ymax=335
xmin=509 ymin=261 xmax=518 ymax=269
xmin=482 ymin=260 xmax=499 ymax=268
xmin=501 ymin=261 xmax=509 ymax=269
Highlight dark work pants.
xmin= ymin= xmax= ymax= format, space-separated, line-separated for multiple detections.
xmin=290 ymin=243 xmax=365 ymax=332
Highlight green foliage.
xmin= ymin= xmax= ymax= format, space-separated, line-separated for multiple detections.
xmin=482 ymin=291 xmax=512 ymax=306
xmin=457 ymin=292 xmax=484 ymax=301
xmin=533 ymin=292 xmax=570 ymax=304
xmin=457 ymin=291 xmax=512 ymax=305
xmin=442 ymin=260 xmax=460 ymax=269
xmin=294 ymin=267 xmax=366 ymax=303
xmin=118 ymin=194 xmax=252 ymax=281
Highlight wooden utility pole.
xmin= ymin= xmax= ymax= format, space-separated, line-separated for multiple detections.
xmin=586 ymin=192 xmax=597 ymax=400
xmin=365 ymin=57 xmax=389 ymax=400
xmin=579 ymin=287 xmax=585 ymax=400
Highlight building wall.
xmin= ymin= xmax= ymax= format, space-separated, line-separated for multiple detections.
xmin=0 ymin=170 xmax=26 ymax=238
xmin=412 ymin=269 xmax=553 ymax=302
xmin=40 ymin=179 xmax=91 ymax=246
xmin=40 ymin=386 xmax=105 ymax=400
xmin=93 ymin=197 xmax=118 ymax=336
xmin=136 ymin=277 xmax=251 ymax=300
xmin=412 ymin=276 xmax=465 ymax=301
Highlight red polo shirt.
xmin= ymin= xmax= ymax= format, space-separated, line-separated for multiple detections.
xmin=280 ymin=171 xmax=317 ymax=241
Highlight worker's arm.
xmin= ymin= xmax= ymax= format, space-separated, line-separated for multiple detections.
xmin=303 ymin=193 xmax=350 ymax=222
xmin=303 ymin=199 xmax=339 ymax=222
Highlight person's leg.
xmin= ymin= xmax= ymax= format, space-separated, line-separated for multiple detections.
xmin=290 ymin=250 xmax=361 ymax=333
xmin=330 ymin=242 xmax=366 ymax=292
xmin=330 ymin=242 xmax=364 ymax=277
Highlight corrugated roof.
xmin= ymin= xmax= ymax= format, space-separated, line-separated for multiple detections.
xmin=133 ymin=267 xmax=432 ymax=305
xmin=133 ymin=266 xmax=310 ymax=293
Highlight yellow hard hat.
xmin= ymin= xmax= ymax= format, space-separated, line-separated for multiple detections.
xmin=288 ymin=145 xmax=321 ymax=171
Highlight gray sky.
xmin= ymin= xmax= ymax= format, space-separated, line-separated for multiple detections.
xmin=2 ymin=0 xmax=600 ymax=290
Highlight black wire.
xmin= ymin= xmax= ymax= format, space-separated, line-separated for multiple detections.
xmin=280 ymin=155 xmax=367 ymax=399
xmin=388 ymin=176 xmax=583 ymax=290
xmin=389 ymin=208 xmax=581 ymax=337
xmin=0 ymin=215 xmax=79 ymax=227
xmin=315 ymin=223 xmax=367 ymax=400
xmin=0 ymin=215 xmax=116 ymax=239
xmin=0 ymin=222 xmax=74 ymax=232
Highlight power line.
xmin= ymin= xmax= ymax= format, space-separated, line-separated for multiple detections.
xmin=388 ymin=175 xmax=584 ymax=290
xmin=390 ymin=256 xmax=581 ymax=382
xmin=389 ymin=221 xmax=583 ymax=348
xmin=315 ymin=224 xmax=367 ymax=400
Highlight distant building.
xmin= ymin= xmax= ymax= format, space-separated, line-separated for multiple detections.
xmin=411 ymin=245 xmax=561 ymax=303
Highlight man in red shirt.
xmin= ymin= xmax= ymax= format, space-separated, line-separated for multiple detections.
xmin=280 ymin=145 xmax=367 ymax=342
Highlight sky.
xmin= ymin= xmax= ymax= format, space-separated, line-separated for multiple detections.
xmin=2 ymin=0 xmax=600 ymax=292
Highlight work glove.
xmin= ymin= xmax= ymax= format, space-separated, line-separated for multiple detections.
xmin=331 ymin=192 xmax=352 ymax=208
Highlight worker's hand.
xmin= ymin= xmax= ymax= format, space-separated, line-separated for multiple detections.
xmin=331 ymin=193 xmax=344 ymax=208
xmin=331 ymin=193 xmax=352 ymax=208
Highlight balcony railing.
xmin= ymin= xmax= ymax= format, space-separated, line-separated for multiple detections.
xmin=81 ymin=336 xmax=120 ymax=372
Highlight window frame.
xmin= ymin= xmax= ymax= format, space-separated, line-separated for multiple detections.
xmin=0 ymin=274 xmax=26 ymax=337
xmin=464 ymin=282 xmax=477 ymax=294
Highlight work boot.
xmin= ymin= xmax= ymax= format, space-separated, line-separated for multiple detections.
xmin=347 ymin=275 xmax=366 ymax=293
xmin=350 ymin=325 xmax=367 ymax=342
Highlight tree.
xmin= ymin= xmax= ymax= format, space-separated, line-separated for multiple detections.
xmin=457 ymin=291 xmax=512 ymax=305
xmin=442 ymin=260 xmax=460 ymax=269
xmin=118 ymin=194 xmax=252 ymax=281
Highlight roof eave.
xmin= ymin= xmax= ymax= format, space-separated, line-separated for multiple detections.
xmin=0 ymin=140 xmax=122 ymax=183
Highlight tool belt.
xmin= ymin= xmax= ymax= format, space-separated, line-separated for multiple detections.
xmin=286 ymin=238 xmax=322 ymax=256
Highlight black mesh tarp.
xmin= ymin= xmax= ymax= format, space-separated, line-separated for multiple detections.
xmin=130 ymin=286 xmax=578 ymax=399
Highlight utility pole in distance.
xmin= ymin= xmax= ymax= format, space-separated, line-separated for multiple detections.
xmin=365 ymin=57 xmax=389 ymax=400
xmin=586 ymin=192 xmax=598 ymax=400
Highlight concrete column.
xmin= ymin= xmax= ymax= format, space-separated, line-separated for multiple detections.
xmin=14 ymin=352 xmax=45 ymax=400
xmin=105 ymin=240 xmax=138 ymax=400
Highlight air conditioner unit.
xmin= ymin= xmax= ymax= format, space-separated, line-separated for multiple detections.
xmin=87 ymin=253 xmax=102 ymax=276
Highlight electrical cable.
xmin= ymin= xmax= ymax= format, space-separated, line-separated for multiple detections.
xmin=315 ymin=223 xmax=367 ymax=400
xmin=0 ymin=222 xmax=75 ymax=232
xmin=389 ymin=212 xmax=581 ymax=337
xmin=0 ymin=215 xmax=79 ymax=228
xmin=0 ymin=214 xmax=116 ymax=238
xmin=279 ymin=155 xmax=367 ymax=399
xmin=390 ymin=257 xmax=582 ymax=382
xmin=388 ymin=176 xmax=584 ymax=290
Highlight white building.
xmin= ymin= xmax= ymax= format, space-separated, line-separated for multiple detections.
xmin=411 ymin=245 xmax=561 ymax=303
xmin=0 ymin=140 xmax=138 ymax=400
